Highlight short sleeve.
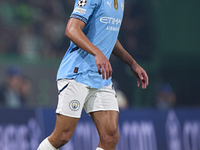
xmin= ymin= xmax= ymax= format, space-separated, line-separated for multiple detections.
xmin=70 ymin=0 xmax=100 ymax=24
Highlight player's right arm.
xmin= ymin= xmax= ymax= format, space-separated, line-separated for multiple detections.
xmin=65 ymin=18 xmax=112 ymax=80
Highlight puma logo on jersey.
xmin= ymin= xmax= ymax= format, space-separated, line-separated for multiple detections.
xmin=107 ymin=1 xmax=111 ymax=8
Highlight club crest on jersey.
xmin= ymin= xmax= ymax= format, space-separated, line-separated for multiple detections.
xmin=77 ymin=0 xmax=87 ymax=7
xmin=69 ymin=100 xmax=80 ymax=111
xmin=121 ymin=2 xmax=124 ymax=11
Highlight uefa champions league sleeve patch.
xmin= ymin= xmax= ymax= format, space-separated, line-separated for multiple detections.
xmin=73 ymin=7 xmax=86 ymax=14
xmin=77 ymin=0 xmax=87 ymax=7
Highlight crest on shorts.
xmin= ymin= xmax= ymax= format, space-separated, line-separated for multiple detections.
xmin=69 ymin=100 xmax=80 ymax=111
xmin=77 ymin=0 xmax=87 ymax=7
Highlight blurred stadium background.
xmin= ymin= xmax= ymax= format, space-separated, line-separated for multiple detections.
xmin=0 ymin=0 xmax=200 ymax=150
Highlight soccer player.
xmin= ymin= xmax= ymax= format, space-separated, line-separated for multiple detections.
xmin=37 ymin=0 xmax=148 ymax=149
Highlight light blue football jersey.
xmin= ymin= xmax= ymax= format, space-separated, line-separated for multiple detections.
xmin=57 ymin=0 xmax=124 ymax=89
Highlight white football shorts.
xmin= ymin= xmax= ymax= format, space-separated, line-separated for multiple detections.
xmin=56 ymin=79 xmax=119 ymax=118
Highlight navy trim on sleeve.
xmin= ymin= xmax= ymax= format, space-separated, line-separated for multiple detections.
xmin=70 ymin=14 xmax=87 ymax=24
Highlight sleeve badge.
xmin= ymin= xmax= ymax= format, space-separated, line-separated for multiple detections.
xmin=77 ymin=0 xmax=87 ymax=7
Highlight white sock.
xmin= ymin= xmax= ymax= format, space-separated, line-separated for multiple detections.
xmin=37 ymin=138 xmax=59 ymax=150
xmin=96 ymin=147 xmax=104 ymax=150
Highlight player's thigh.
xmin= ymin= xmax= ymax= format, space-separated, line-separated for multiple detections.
xmin=90 ymin=111 xmax=119 ymax=136
xmin=48 ymin=114 xmax=79 ymax=148
xmin=52 ymin=79 xmax=88 ymax=140
xmin=54 ymin=114 xmax=79 ymax=135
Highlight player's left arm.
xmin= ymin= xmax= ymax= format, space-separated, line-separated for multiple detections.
xmin=112 ymin=39 xmax=149 ymax=89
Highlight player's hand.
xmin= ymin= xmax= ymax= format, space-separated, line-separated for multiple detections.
xmin=95 ymin=52 xmax=112 ymax=80
xmin=130 ymin=63 xmax=149 ymax=89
